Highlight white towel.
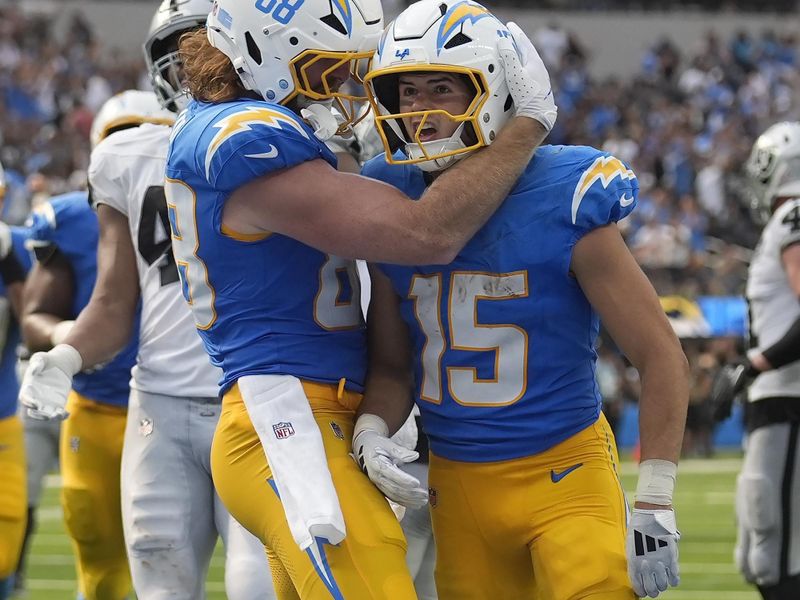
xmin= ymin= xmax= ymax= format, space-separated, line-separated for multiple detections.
xmin=238 ymin=374 xmax=346 ymax=550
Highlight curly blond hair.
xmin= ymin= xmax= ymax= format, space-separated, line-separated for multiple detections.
xmin=180 ymin=28 xmax=249 ymax=103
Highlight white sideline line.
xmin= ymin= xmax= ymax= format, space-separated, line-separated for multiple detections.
xmin=661 ymin=592 xmax=758 ymax=599
xmin=38 ymin=506 xmax=63 ymax=521
xmin=621 ymin=458 xmax=742 ymax=476
xmin=26 ymin=533 xmax=72 ymax=546
xmin=44 ymin=473 xmax=61 ymax=487
xmin=680 ymin=562 xmax=739 ymax=574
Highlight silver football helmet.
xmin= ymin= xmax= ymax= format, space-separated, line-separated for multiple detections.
xmin=745 ymin=121 xmax=800 ymax=224
xmin=90 ymin=90 xmax=175 ymax=149
xmin=144 ymin=0 xmax=214 ymax=112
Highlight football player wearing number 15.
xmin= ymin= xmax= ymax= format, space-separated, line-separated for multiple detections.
xmin=166 ymin=0 xmax=554 ymax=596
xmin=352 ymin=2 xmax=690 ymax=599
xmin=18 ymin=1 xmax=276 ymax=599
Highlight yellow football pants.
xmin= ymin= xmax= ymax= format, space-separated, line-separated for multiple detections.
xmin=212 ymin=380 xmax=416 ymax=600
xmin=429 ymin=413 xmax=635 ymax=600
xmin=60 ymin=392 xmax=131 ymax=600
xmin=0 ymin=415 xmax=26 ymax=578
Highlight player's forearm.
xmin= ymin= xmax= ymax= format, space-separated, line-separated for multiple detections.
xmin=637 ymin=344 xmax=690 ymax=465
xmin=415 ymin=117 xmax=547 ymax=261
xmin=360 ymin=368 xmax=415 ymax=436
xmin=62 ymin=294 xmax=136 ymax=369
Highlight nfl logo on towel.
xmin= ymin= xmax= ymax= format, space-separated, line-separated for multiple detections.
xmin=273 ymin=421 xmax=295 ymax=439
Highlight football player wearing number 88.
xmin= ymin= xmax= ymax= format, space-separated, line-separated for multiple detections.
xmin=353 ymin=1 xmax=688 ymax=598
xmin=166 ymin=0 xmax=555 ymax=596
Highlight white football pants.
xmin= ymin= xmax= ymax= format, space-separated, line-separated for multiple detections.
xmin=121 ymin=389 xmax=276 ymax=599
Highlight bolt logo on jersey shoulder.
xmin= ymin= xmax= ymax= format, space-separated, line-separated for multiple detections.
xmin=571 ymin=155 xmax=636 ymax=224
xmin=436 ymin=1 xmax=492 ymax=55
xmin=205 ymin=106 xmax=309 ymax=178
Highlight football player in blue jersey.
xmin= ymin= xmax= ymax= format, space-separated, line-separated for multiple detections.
xmin=351 ymin=2 xmax=690 ymax=599
xmin=163 ymin=0 xmax=555 ymax=597
xmin=21 ymin=190 xmax=140 ymax=600
xmin=0 ymin=163 xmax=32 ymax=600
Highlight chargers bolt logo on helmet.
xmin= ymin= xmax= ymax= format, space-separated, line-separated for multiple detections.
xmin=436 ymin=1 xmax=491 ymax=55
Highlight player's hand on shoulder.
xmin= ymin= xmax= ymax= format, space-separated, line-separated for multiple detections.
xmin=19 ymin=344 xmax=82 ymax=420
xmin=626 ymin=506 xmax=681 ymax=598
xmin=352 ymin=413 xmax=428 ymax=509
xmin=498 ymin=22 xmax=557 ymax=132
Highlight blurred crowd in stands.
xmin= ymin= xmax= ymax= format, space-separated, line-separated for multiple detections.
xmin=1 ymin=4 xmax=794 ymax=454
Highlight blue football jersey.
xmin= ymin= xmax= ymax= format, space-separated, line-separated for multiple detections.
xmin=165 ymin=100 xmax=366 ymax=394
xmin=0 ymin=226 xmax=31 ymax=419
xmin=361 ymin=145 xmax=638 ymax=462
xmin=27 ymin=192 xmax=138 ymax=407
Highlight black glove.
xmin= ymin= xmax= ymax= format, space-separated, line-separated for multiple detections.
xmin=709 ymin=362 xmax=758 ymax=422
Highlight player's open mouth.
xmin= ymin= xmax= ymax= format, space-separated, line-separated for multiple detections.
xmin=415 ymin=124 xmax=439 ymax=142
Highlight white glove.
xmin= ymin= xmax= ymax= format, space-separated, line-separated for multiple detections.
xmin=497 ymin=22 xmax=558 ymax=132
xmin=626 ymin=508 xmax=681 ymax=598
xmin=352 ymin=414 xmax=429 ymax=509
xmin=391 ymin=411 xmax=418 ymax=452
xmin=19 ymin=344 xmax=82 ymax=420
xmin=0 ymin=221 xmax=12 ymax=259
xmin=300 ymin=103 xmax=352 ymax=141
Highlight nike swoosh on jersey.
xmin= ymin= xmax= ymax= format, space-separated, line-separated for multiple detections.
xmin=550 ymin=463 xmax=584 ymax=483
xmin=244 ymin=145 xmax=279 ymax=160
xmin=619 ymin=193 xmax=635 ymax=207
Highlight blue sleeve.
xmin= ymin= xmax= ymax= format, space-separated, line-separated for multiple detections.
xmin=26 ymin=193 xmax=95 ymax=263
xmin=204 ymin=104 xmax=337 ymax=192
xmin=10 ymin=227 xmax=32 ymax=272
xmin=360 ymin=154 xmax=388 ymax=180
xmin=361 ymin=152 xmax=427 ymax=200
xmin=568 ymin=152 xmax=638 ymax=237
xmin=26 ymin=202 xmax=58 ymax=260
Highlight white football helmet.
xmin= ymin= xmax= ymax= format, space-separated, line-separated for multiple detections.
xmin=144 ymin=0 xmax=214 ymax=112
xmin=364 ymin=0 xmax=513 ymax=172
xmin=746 ymin=121 xmax=800 ymax=224
xmin=90 ymin=90 xmax=175 ymax=149
xmin=206 ymin=0 xmax=383 ymax=127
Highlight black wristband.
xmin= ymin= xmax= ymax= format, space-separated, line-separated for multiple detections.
xmin=0 ymin=250 xmax=26 ymax=286
xmin=760 ymin=316 xmax=800 ymax=371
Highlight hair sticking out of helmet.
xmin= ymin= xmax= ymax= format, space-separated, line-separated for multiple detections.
xmin=90 ymin=90 xmax=175 ymax=149
xmin=204 ymin=0 xmax=383 ymax=133
xmin=746 ymin=121 xmax=800 ymax=225
xmin=364 ymin=0 xmax=514 ymax=172
xmin=144 ymin=0 xmax=215 ymax=113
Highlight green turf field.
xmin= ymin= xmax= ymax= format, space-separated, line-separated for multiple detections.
xmin=14 ymin=455 xmax=759 ymax=599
